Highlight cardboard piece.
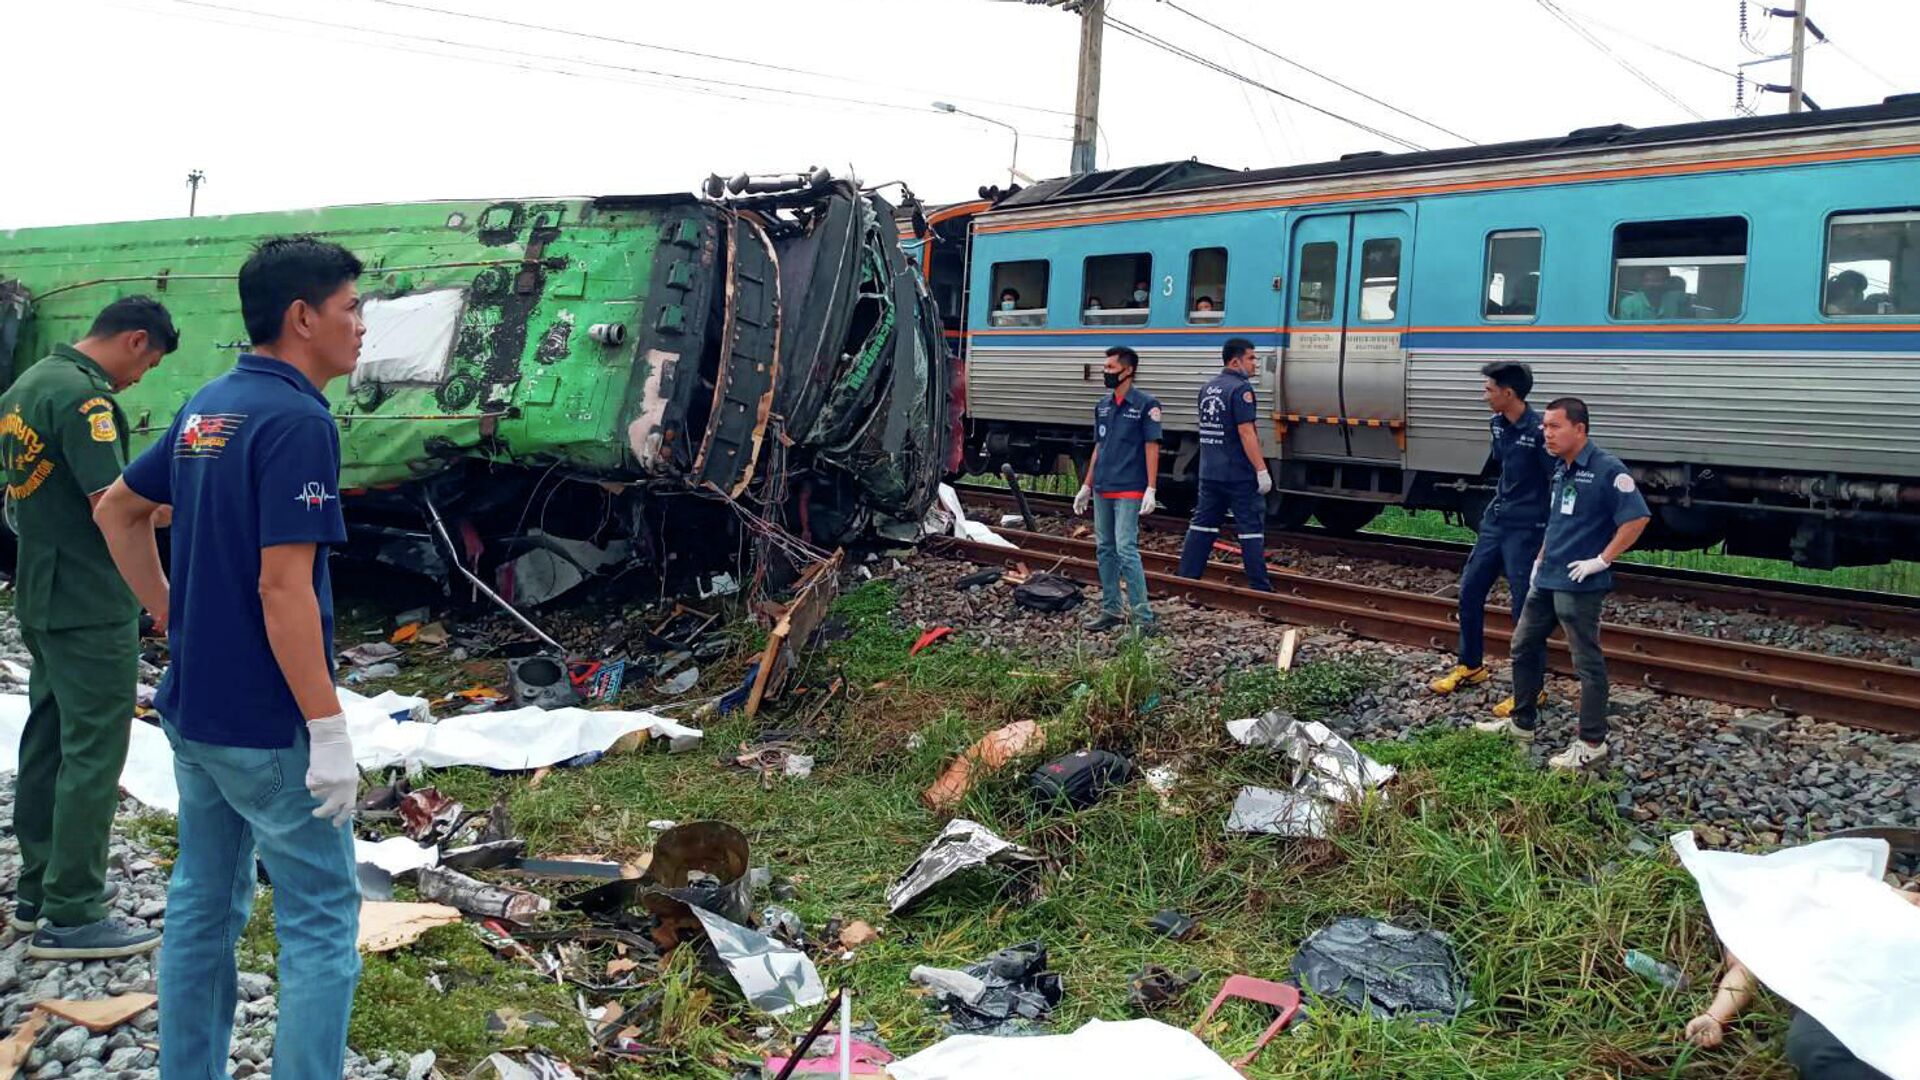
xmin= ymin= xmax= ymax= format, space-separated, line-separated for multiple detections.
xmin=36 ymin=994 xmax=157 ymax=1033
xmin=0 ymin=1011 xmax=47 ymax=1079
xmin=358 ymin=900 xmax=463 ymax=953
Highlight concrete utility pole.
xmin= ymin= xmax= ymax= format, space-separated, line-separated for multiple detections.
xmin=1788 ymin=0 xmax=1808 ymax=113
xmin=1070 ymin=0 xmax=1104 ymax=176
xmin=186 ymin=170 xmax=207 ymax=216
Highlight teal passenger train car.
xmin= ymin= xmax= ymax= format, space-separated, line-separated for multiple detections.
xmin=953 ymin=96 xmax=1920 ymax=567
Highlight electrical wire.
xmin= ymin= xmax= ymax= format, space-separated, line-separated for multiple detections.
xmin=1535 ymin=0 xmax=1705 ymax=119
xmin=1156 ymin=0 xmax=1477 ymax=144
xmin=1102 ymin=13 xmax=1428 ymax=151
xmin=1550 ymin=1 xmax=1742 ymax=78
xmin=1826 ymin=39 xmax=1901 ymax=92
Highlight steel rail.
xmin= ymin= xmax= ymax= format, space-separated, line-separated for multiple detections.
xmin=950 ymin=484 xmax=1920 ymax=635
xmin=933 ymin=527 xmax=1920 ymax=735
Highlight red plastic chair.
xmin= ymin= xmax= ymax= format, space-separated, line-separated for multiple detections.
xmin=1192 ymin=975 xmax=1302 ymax=1073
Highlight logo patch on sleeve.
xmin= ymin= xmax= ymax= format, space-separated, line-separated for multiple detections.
xmin=1147 ymin=406 xmax=1163 ymax=422
xmin=76 ymin=397 xmax=111 ymax=415
xmin=1613 ymin=473 xmax=1637 ymax=493
xmin=88 ymin=411 xmax=117 ymax=442
xmin=295 ymin=481 xmax=339 ymax=509
xmin=1242 ymin=391 xmax=1254 ymax=404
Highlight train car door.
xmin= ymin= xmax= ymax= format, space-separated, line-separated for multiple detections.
xmin=1282 ymin=209 xmax=1411 ymax=463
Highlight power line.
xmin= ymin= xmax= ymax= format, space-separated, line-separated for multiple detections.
xmin=1826 ymin=39 xmax=1900 ymax=91
xmin=1553 ymin=1 xmax=1741 ymax=79
xmin=1103 ymin=13 xmax=1428 ymax=151
xmin=1535 ymin=0 xmax=1705 ymax=119
xmin=362 ymin=0 xmax=1078 ymax=121
xmin=1155 ymin=0 xmax=1477 ymax=145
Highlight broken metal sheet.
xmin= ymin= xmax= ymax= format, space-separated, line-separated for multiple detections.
xmin=351 ymin=289 xmax=466 ymax=389
xmin=690 ymin=906 xmax=826 ymax=1017
xmin=887 ymin=818 xmax=1041 ymax=914
xmin=503 ymin=533 xmax=633 ymax=607
xmin=1228 ymin=712 xmax=1395 ymax=806
xmin=692 ymin=213 xmax=780 ymax=497
xmin=1289 ymin=917 xmax=1471 ymax=1022
xmin=1224 ymin=786 xmax=1332 ymax=839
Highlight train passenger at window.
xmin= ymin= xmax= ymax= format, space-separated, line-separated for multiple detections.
xmin=1129 ymin=280 xmax=1150 ymax=308
xmin=1659 ymin=275 xmax=1689 ymax=319
xmin=1825 ymin=270 xmax=1870 ymax=315
xmin=999 ymin=288 xmax=1020 ymax=311
xmin=1617 ymin=267 xmax=1668 ymax=320
xmin=1087 ymin=297 xmax=1104 ymax=311
xmin=1194 ymin=296 xmax=1215 ymax=312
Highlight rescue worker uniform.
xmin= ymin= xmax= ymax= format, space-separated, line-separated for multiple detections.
xmin=1503 ymin=441 xmax=1650 ymax=757
xmin=1177 ymin=366 xmax=1273 ymax=591
xmin=2 ymin=345 xmax=142 ymax=932
xmin=1432 ymin=405 xmax=1551 ymax=695
xmin=1089 ymin=386 xmax=1162 ymax=628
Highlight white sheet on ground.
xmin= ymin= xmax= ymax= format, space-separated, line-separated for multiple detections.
xmin=0 ymin=688 xmax=701 ymax=815
xmin=1672 ymin=829 xmax=1920 ymax=1080
xmin=935 ymin=483 xmax=1015 ymax=549
xmin=887 ymin=1018 xmax=1241 ymax=1080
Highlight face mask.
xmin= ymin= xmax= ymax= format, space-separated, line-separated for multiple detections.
xmin=1102 ymin=371 xmax=1123 ymax=389
xmin=1000 ymin=300 xmax=1014 ymax=311
xmin=1132 ymin=290 xmax=1148 ymax=304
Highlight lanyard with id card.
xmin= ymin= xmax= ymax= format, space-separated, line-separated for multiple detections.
xmin=1559 ymin=482 xmax=1577 ymax=516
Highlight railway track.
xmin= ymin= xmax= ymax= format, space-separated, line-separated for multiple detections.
xmin=951 ymin=483 xmax=1920 ymax=636
xmin=931 ymin=526 xmax=1920 ymax=735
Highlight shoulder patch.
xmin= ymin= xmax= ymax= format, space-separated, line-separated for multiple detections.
xmin=1147 ymin=406 xmax=1163 ymax=422
xmin=1242 ymin=390 xmax=1254 ymax=404
xmin=1613 ymin=473 xmax=1636 ymax=493
xmin=89 ymin=411 xmax=117 ymax=443
xmin=76 ymin=396 xmax=111 ymax=415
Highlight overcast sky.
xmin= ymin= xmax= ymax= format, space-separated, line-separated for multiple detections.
xmin=2 ymin=0 xmax=1913 ymax=230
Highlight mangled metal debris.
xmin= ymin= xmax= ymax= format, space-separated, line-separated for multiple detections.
xmin=1225 ymin=712 xmax=1396 ymax=838
xmin=887 ymin=819 xmax=1041 ymax=914
xmin=1290 ymin=917 xmax=1471 ymax=1022
xmin=690 ymin=907 xmax=827 ymax=1017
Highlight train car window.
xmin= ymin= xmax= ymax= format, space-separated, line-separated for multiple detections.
xmin=1083 ymin=253 xmax=1153 ymax=326
xmin=1611 ymin=217 xmax=1747 ymax=321
xmin=1357 ymin=238 xmax=1402 ymax=321
xmin=989 ymin=260 xmax=1048 ymax=327
xmin=1188 ymin=247 xmax=1228 ymax=323
xmin=1296 ymin=242 xmax=1338 ymax=323
xmin=1824 ymin=210 xmax=1920 ymax=316
xmin=1484 ymin=230 xmax=1542 ymax=320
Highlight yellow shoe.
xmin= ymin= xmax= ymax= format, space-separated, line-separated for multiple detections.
xmin=1492 ymin=691 xmax=1548 ymax=718
xmin=1429 ymin=664 xmax=1490 ymax=695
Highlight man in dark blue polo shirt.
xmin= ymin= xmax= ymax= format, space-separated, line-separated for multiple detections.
xmin=1073 ymin=346 xmax=1161 ymax=633
xmin=95 ymin=236 xmax=366 ymax=1080
xmin=1430 ymin=362 xmax=1551 ymax=713
xmin=1177 ymin=337 xmax=1273 ymax=591
xmin=1475 ymin=396 xmax=1650 ymax=771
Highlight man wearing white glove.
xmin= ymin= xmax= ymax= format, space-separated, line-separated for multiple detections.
xmin=1476 ymin=397 xmax=1648 ymax=770
xmin=1178 ymin=338 xmax=1275 ymax=591
xmin=96 ymin=237 xmax=367 ymax=1080
xmin=1077 ymin=346 xmax=1161 ymax=634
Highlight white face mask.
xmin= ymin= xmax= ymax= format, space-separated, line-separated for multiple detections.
xmin=1132 ymin=290 xmax=1148 ymax=304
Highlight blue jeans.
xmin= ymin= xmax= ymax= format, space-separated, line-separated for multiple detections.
xmin=1177 ymin=477 xmax=1273 ymax=591
xmin=159 ymin=720 xmax=361 ymax=1080
xmin=1457 ymin=523 xmax=1543 ymax=668
xmin=1092 ymin=495 xmax=1152 ymax=623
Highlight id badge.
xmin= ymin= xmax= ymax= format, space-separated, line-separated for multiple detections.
xmin=1559 ymin=484 xmax=1577 ymax=516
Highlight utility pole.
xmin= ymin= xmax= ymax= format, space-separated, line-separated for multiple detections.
xmin=186 ymin=170 xmax=207 ymax=216
xmin=1788 ymin=0 xmax=1808 ymax=113
xmin=1070 ymin=0 xmax=1104 ymax=175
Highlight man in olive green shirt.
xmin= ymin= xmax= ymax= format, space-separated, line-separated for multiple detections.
xmin=4 ymin=296 xmax=176 ymax=959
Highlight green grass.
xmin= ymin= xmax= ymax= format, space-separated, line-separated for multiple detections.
xmin=275 ymin=579 xmax=1790 ymax=1078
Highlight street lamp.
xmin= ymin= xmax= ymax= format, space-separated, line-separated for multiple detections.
xmin=932 ymin=101 xmax=1021 ymax=189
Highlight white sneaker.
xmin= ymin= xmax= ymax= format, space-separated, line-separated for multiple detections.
xmin=1472 ymin=717 xmax=1534 ymax=743
xmin=1548 ymin=740 xmax=1609 ymax=771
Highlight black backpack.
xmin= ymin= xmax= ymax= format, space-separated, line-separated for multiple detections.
xmin=1029 ymin=750 xmax=1133 ymax=809
xmin=1012 ymin=573 xmax=1083 ymax=612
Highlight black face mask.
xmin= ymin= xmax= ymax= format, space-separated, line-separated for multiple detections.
xmin=1102 ymin=371 xmax=1124 ymax=389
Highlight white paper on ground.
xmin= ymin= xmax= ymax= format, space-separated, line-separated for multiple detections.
xmin=935 ymin=483 xmax=1015 ymax=549
xmin=887 ymin=1018 xmax=1241 ymax=1080
xmin=1672 ymin=830 xmax=1920 ymax=1080
xmin=0 ymin=688 xmax=702 ymax=815
xmin=357 ymin=836 xmax=442 ymax=876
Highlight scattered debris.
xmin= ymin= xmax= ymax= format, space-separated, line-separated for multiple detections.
xmin=358 ymin=900 xmax=463 ymax=953
xmin=658 ymin=666 xmax=700 ymax=696
xmin=1192 ymin=974 xmax=1302 ymax=1071
xmin=1029 ymin=749 xmax=1133 ymax=811
xmin=515 ymin=857 xmax=636 ymax=881
xmin=934 ymin=484 xmax=1014 ymax=549
xmin=415 ymin=621 xmax=450 ymax=647
xmin=341 ymin=641 xmax=403 ymax=667
xmin=887 ymin=1018 xmax=1240 ymax=1080
xmin=1225 ymin=787 xmax=1331 ymax=838
xmin=391 ymin=622 xmax=423 ymax=645
xmin=0 ymin=1010 xmax=47 ymax=1079
xmin=356 ymin=835 xmax=441 ymax=877
xmin=888 ymin=819 xmax=1041 ymax=913
xmin=1011 ymin=573 xmax=1083 ymax=613
xmin=418 ymin=866 xmax=550 ymax=926
xmin=346 ymin=662 xmax=402 ymax=684
xmin=1225 ymin=713 xmax=1397 ymax=838
xmin=954 ymin=568 xmax=1003 ymax=591
xmin=1276 ymin=628 xmax=1299 ymax=672
xmin=1148 ymin=910 xmax=1199 ymax=942
xmin=35 ymin=993 xmax=158 ymax=1033
xmin=910 ymin=626 xmax=954 ymax=656
xmin=487 ymin=1007 xmax=561 ymax=1036
xmin=1623 ymin=949 xmax=1689 ymax=989
xmin=1127 ymin=965 xmax=1201 ymax=1013
xmin=923 ymin=721 xmax=1045 ymax=813
xmin=910 ymin=940 xmax=1061 ymax=1036
xmin=1290 ymin=917 xmax=1471 ymax=1021
xmin=690 ymin=907 xmax=826 ymax=1016
xmin=838 ymin=920 xmax=880 ymax=950
xmin=642 ymin=821 xmax=755 ymax=943
xmin=398 ymin=787 xmax=465 ymax=843
xmin=766 ymin=1037 xmax=893 ymax=1076
xmin=746 ymin=551 xmax=845 ymax=718
xmin=440 ymin=839 xmax=527 ymax=871
xmin=469 ymin=1052 xmax=578 ymax=1080
xmin=508 ymin=655 xmax=582 ymax=710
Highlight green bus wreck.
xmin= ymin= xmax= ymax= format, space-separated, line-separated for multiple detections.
xmin=0 ymin=174 xmax=950 ymax=601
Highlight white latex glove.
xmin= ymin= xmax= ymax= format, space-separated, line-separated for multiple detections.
xmin=1529 ymin=560 xmax=1540 ymax=587
xmin=1073 ymin=484 xmax=1092 ymax=516
xmin=305 ymin=713 xmax=359 ymax=827
xmin=1139 ymin=488 xmax=1158 ymax=516
xmin=1567 ymin=556 xmax=1611 ymax=583
xmin=1256 ymin=470 xmax=1273 ymax=495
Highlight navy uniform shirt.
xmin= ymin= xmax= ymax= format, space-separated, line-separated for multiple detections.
xmin=1196 ymin=367 xmax=1259 ymax=484
xmin=1536 ymin=442 xmax=1651 ymax=593
xmin=1482 ymin=406 xmax=1551 ymax=532
xmin=1091 ymin=386 xmax=1163 ymax=496
xmin=123 ymin=354 xmax=348 ymax=748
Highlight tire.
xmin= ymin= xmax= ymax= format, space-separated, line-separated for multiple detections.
xmin=1314 ymin=500 xmax=1382 ymax=536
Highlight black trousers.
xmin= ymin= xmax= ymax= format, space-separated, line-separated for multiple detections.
xmin=1787 ymin=1010 xmax=1890 ymax=1080
xmin=1509 ymin=587 xmax=1609 ymax=743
